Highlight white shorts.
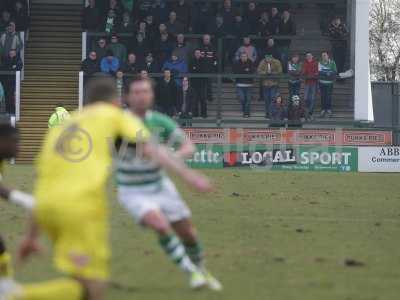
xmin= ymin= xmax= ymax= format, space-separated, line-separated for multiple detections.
xmin=118 ymin=177 xmax=192 ymax=224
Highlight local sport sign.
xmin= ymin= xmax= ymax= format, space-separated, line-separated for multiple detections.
xmin=358 ymin=147 xmax=400 ymax=172
xmin=183 ymin=128 xmax=392 ymax=146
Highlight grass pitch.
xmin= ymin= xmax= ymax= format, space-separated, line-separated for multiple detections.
xmin=1 ymin=165 xmax=400 ymax=300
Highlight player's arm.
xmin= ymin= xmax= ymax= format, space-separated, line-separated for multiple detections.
xmin=17 ymin=214 xmax=43 ymax=263
xmin=175 ymin=138 xmax=196 ymax=159
xmin=0 ymin=181 xmax=35 ymax=210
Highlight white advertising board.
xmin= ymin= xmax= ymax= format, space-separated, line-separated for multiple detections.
xmin=359 ymin=147 xmax=400 ymax=172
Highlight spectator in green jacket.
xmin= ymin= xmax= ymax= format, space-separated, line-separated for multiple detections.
xmin=48 ymin=105 xmax=71 ymax=128
xmin=318 ymin=51 xmax=337 ymax=118
xmin=107 ymin=34 xmax=127 ymax=64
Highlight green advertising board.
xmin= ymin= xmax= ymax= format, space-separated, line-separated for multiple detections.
xmin=187 ymin=145 xmax=358 ymax=172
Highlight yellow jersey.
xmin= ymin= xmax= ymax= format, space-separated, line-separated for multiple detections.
xmin=34 ymin=103 xmax=150 ymax=215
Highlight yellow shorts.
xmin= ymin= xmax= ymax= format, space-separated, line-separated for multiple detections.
xmin=35 ymin=200 xmax=110 ymax=281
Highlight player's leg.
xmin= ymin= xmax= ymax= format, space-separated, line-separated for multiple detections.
xmin=0 ymin=235 xmax=12 ymax=279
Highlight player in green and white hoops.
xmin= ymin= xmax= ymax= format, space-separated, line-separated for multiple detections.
xmin=115 ymin=76 xmax=222 ymax=291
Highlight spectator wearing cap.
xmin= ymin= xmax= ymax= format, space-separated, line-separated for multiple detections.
xmin=189 ymin=49 xmax=207 ymax=118
xmin=172 ymin=0 xmax=191 ymax=31
xmin=93 ymin=38 xmax=107 ymax=60
xmin=173 ymin=34 xmax=191 ymax=64
xmin=328 ymin=16 xmax=349 ymax=73
xmin=12 ymin=1 xmax=29 ymax=32
xmin=123 ymin=53 xmax=144 ymax=74
xmin=166 ymin=11 xmax=185 ymax=37
xmin=301 ymin=52 xmax=319 ymax=119
xmin=287 ymin=54 xmax=302 ymax=101
xmin=81 ymin=51 xmax=100 ymax=78
xmin=257 ymin=54 xmax=283 ymax=118
xmin=162 ymin=51 xmax=188 ymax=87
xmin=0 ymin=22 xmax=23 ymax=58
xmin=156 ymin=69 xmax=178 ymax=116
xmin=244 ymin=2 xmax=260 ymax=35
xmin=82 ymin=0 xmax=100 ymax=32
xmin=233 ymin=52 xmax=255 ymax=118
xmin=0 ymin=11 xmax=11 ymax=33
xmin=103 ymin=9 xmax=118 ymax=34
xmin=199 ymin=34 xmax=217 ymax=102
xmin=143 ymin=53 xmax=160 ymax=73
xmin=107 ymin=34 xmax=127 ymax=63
xmin=234 ymin=36 xmax=257 ymax=63
xmin=100 ymin=49 xmax=119 ymax=75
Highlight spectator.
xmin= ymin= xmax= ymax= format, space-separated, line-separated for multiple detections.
xmin=93 ymin=38 xmax=107 ymax=59
xmin=139 ymin=69 xmax=149 ymax=79
xmin=123 ymin=53 xmax=143 ymax=74
xmin=107 ymin=34 xmax=127 ymax=63
xmin=199 ymin=34 xmax=217 ymax=102
xmin=301 ymin=52 xmax=319 ymax=119
xmin=12 ymin=1 xmax=29 ymax=32
xmin=115 ymin=69 xmax=126 ymax=100
xmin=118 ymin=12 xmax=134 ymax=34
xmin=173 ymin=34 xmax=191 ymax=64
xmin=278 ymin=10 xmax=296 ymax=73
xmin=1 ymin=49 xmax=23 ymax=71
xmin=158 ymin=23 xmax=168 ymax=36
xmin=154 ymin=32 xmax=174 ymax=65
xmin=328 ymin=16 xmax=348 ymax=73
xmin=262 ymin=38 xmax=281 ymax=60
xmin=257 ymin=54 xmax=283 ymax=118
xmin=258 ymin=11 xmax=274 ymax=37
xmin=143 ymin=52 xmax=160 ymax=73
xmin=269 ymin=7 xmax=280 ymax=35
xmin=138 ymin=0 xmax=153 ymax=18
xmin=162 ymin=51 xmax=188 ymax=87
xmin=144 ymin=15 xmax=157 ymax=43
xmin=151 ymin=0 xmax=168 ymax=24
xmin=107 ymin=0 xmax=122 ymax=16
xmin=318 ymin=51 xmax=337 ymax=118
xmin=166 ymin=11 xmax=185 ymax=36
xmin=219 ymin=0 xmax=235 ymax=29
xmin=208 ymin=14 xmax=227 ymax=38
xmin=0 ymin=22 xmax=23 ymax=58
xmin=177 ymin=77 xmax=195 ymax=118
xmin=103 ymin=9 xmax=118 ymax=34
xmin=100 ymin=49 xmax=120 ymax=75
xmin=234 ymin=36 xmax=257 ymax=63
xmin=288 ymin=54 xmax=302 ymax=100
xmin=81 ymin=51 xmax=100 ymax=77
xmin=156 ymin=69 xmax=177 ymax=116
xmin=0 ymin=11 xmax=11 ymax=33
xmin=270 ymin=95 xmax=287 ymax=121
xmin=233 ymin=52 xmax=254 ymax=118
xmin=189 ymin=49 xmax=207 ymax=118
xmin=231 ymin=14 xmax=250 ymax=38
xmin=287 ymin=95 xmax=305 ymax=123
xmin=136 ymin=21 xmax=148 ymax=40
xmin=121 ymin=0 xmax=134 ymax=14
xmin=131 ymin=33 xmax=150 ymax=62
xmin=82 ymin=0 xmax=100 ymax=31
xmin=172 ymin=0 xmax=191 ymax=31
xmin=191 ymin=2 xmax=212 ymax=34
xmin=244 ymin=2 xmax=260 ymax=35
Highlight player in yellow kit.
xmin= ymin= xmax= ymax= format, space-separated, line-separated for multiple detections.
xmin=0 ymin=76 xmax=212 ymax=300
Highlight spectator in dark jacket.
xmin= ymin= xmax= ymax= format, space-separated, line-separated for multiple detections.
xmin=130 ymin=33 xmax=150 ymax=62
xmin=92 ymin=38 xmax=107 ymax=60
xmin=233 ymin=52 xmax=254 ymax=117
xmin=118 ymin=12 xmax=135 ymax=33
xmin=269 ymin=7 xmax=281 ymax=35
xmin=173 ymin=34 xmax=191 ymax=64
xmin=2 ymin=49 xmax=23 ymax=71
xmin=156 ymin=69 xmax=178 ymax=116
xmin=244 ymin=2 xmax=260 ymax=35
xmin=177 ymin=77 xmax=195 ymax=117
xmin=172 ymin=0 xmax=191 ymax=31
xmin=189 ymin=49 xmax=207 ymax=118
xmin=143 ymin=52 xmax=160 ymax=73
xmin=151 ymin=0 xmax=168 ymax=24
xmin=1 ymin=49 xmax=22 ymax=114
xmin=219 ymin=0 xmax=235 ymax=29
xmin=257 ymin=11 xmax=274 ymax=37
xmin=207 ymin=15 xmax=227 ymax=38
xmin=262 ymin=38 xmax=281 ymax=60
xmin=287 ymin=95 xmax=305 ymax=124
xmin=82 ymin=0 xmax=100 ymax=31
xmin=12 ymin=1 xmax=29 ymax=32
xmin=191 ymin=2 xmax=212 ymax=34
xmin=271 ymin=95 xmax=287 ymax=122
xmin=154 ymin=32 xmax=174 ymax=65
xmin=103 ymin=9 xmax=118 ymax=35
xmin=278 ymin=10 xmax=296 ymax=72
xmin=287 ymin=54 xmax=302 ymax=100
xmin=81 ymin=51 xmax=100 ymax=77
xmin=231 ymin=14 xmax=250 ymax=38
xmin=166 ymin=11 xmax=185 ymax=36
xmin=0 ymin=11 xmax=11 ymax=33
xmin=123 ymin=53 xmax=144 ymax=74
xmin=328 ymin=16 xmax=348 ymax=73
xmin=107 ymin=34 xmax=127 ymax=64
xmin=199 ymin=34 xmax=217 ymax=102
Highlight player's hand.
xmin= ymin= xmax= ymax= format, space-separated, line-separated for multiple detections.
xmin=184 ymin=170 xmax=214 ymax=192
xmin=17 ymin=237 xmax=44 ymax=264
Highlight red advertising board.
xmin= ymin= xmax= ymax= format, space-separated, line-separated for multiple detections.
xmin=183 ymin=128 xmax=393 ymax=146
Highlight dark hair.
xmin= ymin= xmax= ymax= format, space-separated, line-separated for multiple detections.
xmin=0 ymin=123 xmax=18 ymax=139
xmin=85 ymin=74 xmax=117 ymax=103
